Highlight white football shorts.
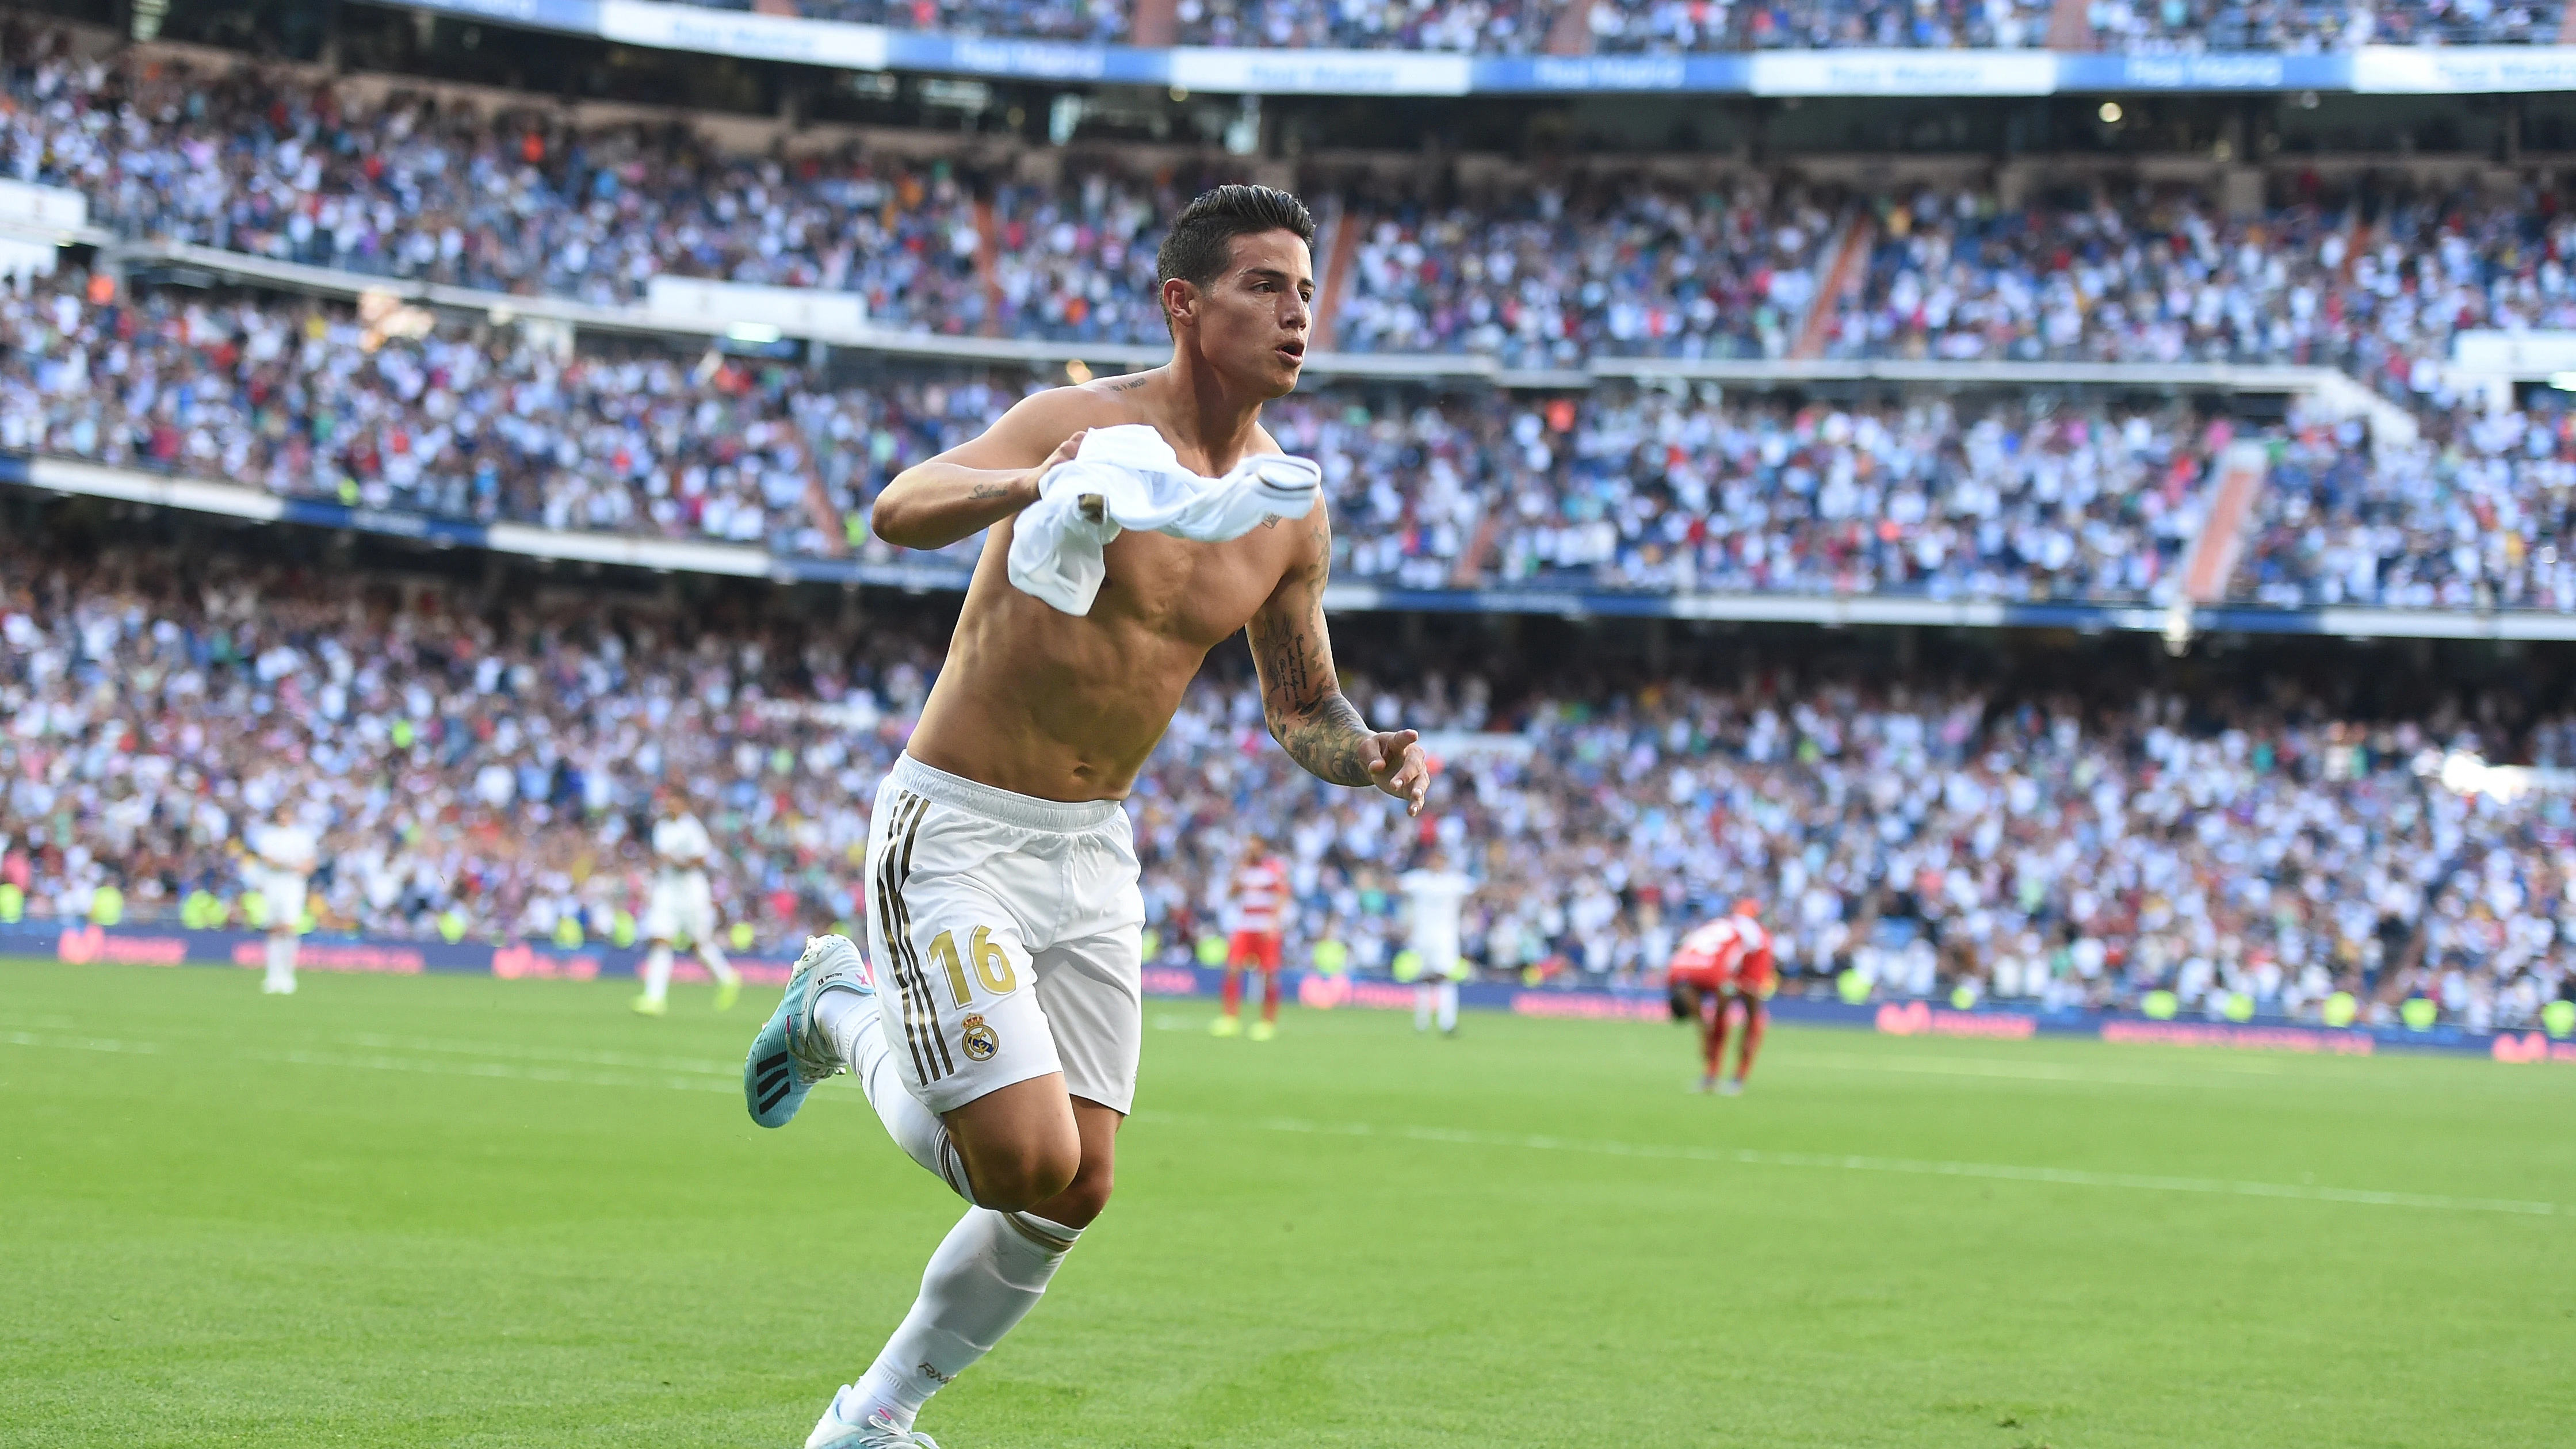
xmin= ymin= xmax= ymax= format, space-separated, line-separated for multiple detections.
xmin=864 ymin=754 xmax=1145 ymax=1116
xmin=643 ymin=869 xmax=717 ymax=946
xmin=260 ymin=872 xmax=308 ymax=933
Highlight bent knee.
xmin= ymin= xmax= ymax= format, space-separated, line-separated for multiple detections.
xmin=1037 ymin=1159 xmax=1114 ymax=1228
xmin=962 ymin=1141 xmax=1081 ymax=1213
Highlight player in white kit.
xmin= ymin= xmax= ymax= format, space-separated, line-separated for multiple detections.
xmin=736 ymin=186 xmax=1432 ymax=1449
xmin=246 ymin=804 xmax=318 ymax=995
xmin=633 ymin=790 xmax=742 ymax=1015
xmin=1400 ymin=847 xmax=1477 ymax=1036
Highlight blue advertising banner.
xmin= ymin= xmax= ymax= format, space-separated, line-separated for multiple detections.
xmin=2057 ymin=52 xmax=2353 ymax=92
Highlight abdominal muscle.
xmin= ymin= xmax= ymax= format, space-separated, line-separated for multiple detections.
xmin=904 ymin=519 xmax=1278 ymax=803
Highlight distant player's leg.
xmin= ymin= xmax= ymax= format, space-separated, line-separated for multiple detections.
xmin=1435 ymin=975 xmax=1459 ymax=1035
xmin=1414 ymin=980 xmax=1434 ymax=1031
xmin=692 ymin=882 xmax=740 ymax=1010
xmin=1213 ymin=955 xmax=1245 ymax=1036
xmin=262 ymin=878 xmax=301 ymax=993
xmin=696 ymin=937 xmax=740 ymax=1011
xmin=1249 ymin=935 xmax=1281 ymax=1040
xmin=634 ymin=939 xmax=674 ymax=1016
xmin=1703 ymin=994 xmax=1733 ymax=1090
xmin=1730 ymin=999 xmax=1767 ymax=1091
xmin=1250 ymin=967 xmax=1281 ymax=1040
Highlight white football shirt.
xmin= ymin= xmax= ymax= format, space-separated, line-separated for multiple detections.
xmin=653 ymin=813 xmax=712 ymax=870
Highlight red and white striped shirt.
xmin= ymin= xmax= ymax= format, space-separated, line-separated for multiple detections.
xmin=1228 ymin=855 xmax=1290 ymax=935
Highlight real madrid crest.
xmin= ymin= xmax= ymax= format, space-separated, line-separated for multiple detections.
xmin=961 ymin=1013 xmax=1000 ymax=1062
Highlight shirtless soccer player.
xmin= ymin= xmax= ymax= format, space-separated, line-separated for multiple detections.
xmin=738 ymin=185 xmax=1433 ymax=1449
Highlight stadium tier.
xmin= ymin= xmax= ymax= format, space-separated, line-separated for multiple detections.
xmin=0 ymin=264 xmax=2237 ymax=597
xmin=364 ymin=0 xmax=2574 ymax=52
xmin=2 ymin=46 xmax=2562 ymax=384
xmin=3 ymin=525 xmax=2568 ymax=1036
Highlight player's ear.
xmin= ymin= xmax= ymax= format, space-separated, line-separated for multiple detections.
xmin=1162 ymin=276 xmax=1197 ymax=333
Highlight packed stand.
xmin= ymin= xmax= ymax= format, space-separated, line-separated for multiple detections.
xmin=2088 ymin=0 xmax=2563 ymax=51
xmin=1276 ymin=385 xmax=2218 ymax=598
xmin=2235 ymin=402 xmax=2576 ymax=611
xmin=5 ymin=541 xmax=2570 ymax=1037
xmin=1337 ymin=179 xmax=1843 ymax=368
xmin=1172 ymin=0 xmax=1566 ymax=49
xmin=1 ymin=38 xmax=1219 ymax=343
xmin=1 ymin=261 xmax=2229 ymax=602
xmin=13 ymin=32 xmax=2574 ymax=388
xmin=1821 ymin=179 xmax=2576 ymax=399
xmin=0 ymin=268 xmax=1041 ymax=564
xmin=689 ymin=0 xmax=1132 ymax=40
xmin=1588 ymin=0 xmax=2050 ymax=51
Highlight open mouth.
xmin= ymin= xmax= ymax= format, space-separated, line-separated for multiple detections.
xmin=1276 ymin=342 xmax=1306 ymax=362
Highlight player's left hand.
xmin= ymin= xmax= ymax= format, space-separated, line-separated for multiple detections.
xmin=1364 ymin=729 xmax=1431 ymax=816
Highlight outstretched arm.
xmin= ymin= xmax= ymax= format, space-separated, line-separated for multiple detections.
xmin=1247 ymin=506 xmax=1431 ymax=816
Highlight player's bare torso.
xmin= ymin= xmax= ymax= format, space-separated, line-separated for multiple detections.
xmin=907 ymin=379 xmax=1320 ymax=805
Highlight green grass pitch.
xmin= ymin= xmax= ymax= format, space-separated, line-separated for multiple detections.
xmin=5 ymin=957 xmax=2572 ymax=1448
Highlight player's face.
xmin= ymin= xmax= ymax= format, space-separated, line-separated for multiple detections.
xmin=1190 ymin=230 xmax=1313 ymax=397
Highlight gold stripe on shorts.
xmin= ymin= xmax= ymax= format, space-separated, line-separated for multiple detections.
xmin=887 ymin=790 xmax=956 ymax=1081
xmin=873 ymin=792 xmax=935 ymax=1084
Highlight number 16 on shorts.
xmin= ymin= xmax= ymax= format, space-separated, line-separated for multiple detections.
xmin=928 ymin=926 xmax=1014 ymax=1062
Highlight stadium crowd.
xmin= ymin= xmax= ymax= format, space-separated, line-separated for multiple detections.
xmin=628 ymin=0 xmax=2568 ymax=50
xmin=1587 ymin=0 xmax=2052 ymax=51
xmin=1335 ymin=177 xmax=1839 ymax=366
xmin=2234 ymin=399 xmax=2576 ymax=611
xmin=2086 ymin=0 xmax=2564 ymax=51
xmin=2 ymin=39 xmax=1201 ymax=338
xmin=1821 ymin=178 xmax=2574 ymax=392
xmin=8 ymin=39 xmax=2570 ymax=392
xmin=2 ymin=536 xmax=2569 ymax=1035
xmin=0 ymin=264 xmax=2221 ymax=600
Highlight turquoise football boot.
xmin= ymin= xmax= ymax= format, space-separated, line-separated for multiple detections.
xmin=745 ymin=934 xmax=872 ymax=1128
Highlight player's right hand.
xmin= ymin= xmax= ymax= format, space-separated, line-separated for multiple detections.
xmin=1029 ymin=429 xmax=1089 ymax=498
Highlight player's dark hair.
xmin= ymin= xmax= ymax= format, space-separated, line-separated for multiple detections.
xmin=1153 ymin=185 xmax=1315 ymax=332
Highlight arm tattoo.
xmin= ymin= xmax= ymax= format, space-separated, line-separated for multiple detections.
xmin=966 ymin=481 xmax=1012 ymax=500
xmin=1251 ymin=534 xmax=1377 ymax=788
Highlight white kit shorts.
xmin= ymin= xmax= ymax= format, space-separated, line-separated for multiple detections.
xmin=865 ymin=754 xmax=1146 ymax=1116
xmin=643 ymin=869 xmax=718 ymax=946
xmin=260 ymin=871 xmax=309 ymax=934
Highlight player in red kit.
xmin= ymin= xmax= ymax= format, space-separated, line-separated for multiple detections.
xmin=1212 ymin=837 xmax=1290 ymax=1041
xmin=1665 ymin=899 xmax=1776 ymax=1095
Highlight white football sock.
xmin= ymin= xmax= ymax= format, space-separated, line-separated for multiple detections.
xmin=640 ymin=945 xmax=673 ymax=1005
xmin=698 ymin=943 xmax=738 ymax=988
xmin=266 ymin=935 xmax=296 ymax=987
xmin=817 ymin=988 xmax=973 ymax=1202
xmin=1414 ymin=982 xmax=1433 ymax=1031
xmin=1436 ymin=981 xmax=1459 ymax=1032
xmin=835 ymin=1207 xmax=1081 ymax=1433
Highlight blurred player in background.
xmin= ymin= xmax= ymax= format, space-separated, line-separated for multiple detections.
xmin=247 ymin=803 xmax=318 ymax=996
xmin=1667 ymin=899 xmax=1775 ymax=1094
xmin=1401 ymin=846 xmax=1476 ymax=1036
xmin=1211 ymin=836 xmax=1289 ymax=1041
xmin=633 ymin=789 xmax=742 ymax=1015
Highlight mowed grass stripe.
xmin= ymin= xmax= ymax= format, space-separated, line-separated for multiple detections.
xmin=9 ymin=1012 xmax=2554 ymax=1217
